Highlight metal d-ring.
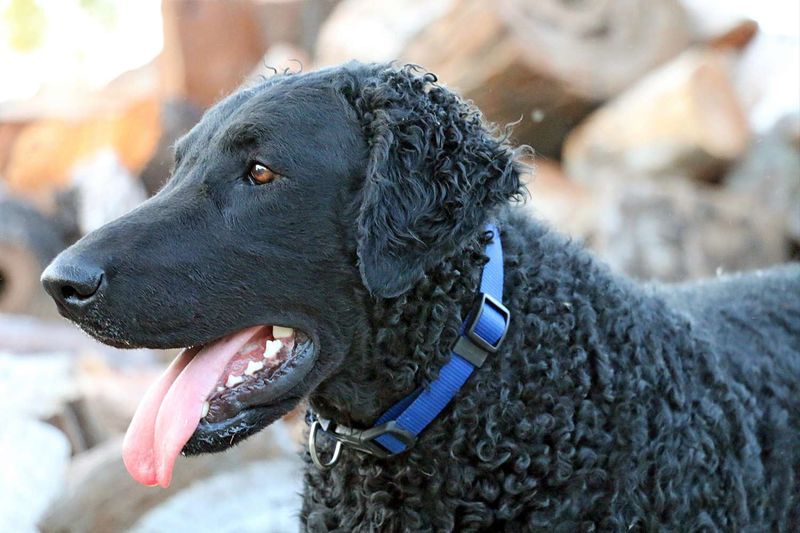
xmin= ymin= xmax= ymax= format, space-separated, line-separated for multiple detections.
xmin=309 ymin=419 xmax=343 ymax=470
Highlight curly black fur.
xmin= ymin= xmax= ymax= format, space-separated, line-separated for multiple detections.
xmin=41 ymin=62 xmax=800 ymax=531
xmin=305 ymin=219 xmax=800 ymax=531
xmin=302 ymin=66 xmax=800 ymax=532
xmin=342 ymin=65 xmax=525 ymax=298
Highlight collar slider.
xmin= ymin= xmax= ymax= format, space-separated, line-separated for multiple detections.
xmin=465 ymin=292 xmax=510 ymax=353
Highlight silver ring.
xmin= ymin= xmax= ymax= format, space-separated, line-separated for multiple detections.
xmin=308 ymin=419 xmax=342 ymax=470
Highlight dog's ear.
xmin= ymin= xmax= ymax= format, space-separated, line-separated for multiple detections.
xmin=345 ymin=65 xmax=523 ymax=297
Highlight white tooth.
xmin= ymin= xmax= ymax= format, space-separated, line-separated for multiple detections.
xmin=263 ymin=339 xmax=282 ymax=359
xmin=201 ymin=401 xmax=210 ymax=418
xmin=225 ymin=374 xmax=244 ymax=388
xmin=245 ymin=360 xmax=264 ymax=376
xmin=273 ymin=326 xmax=294 ymax=339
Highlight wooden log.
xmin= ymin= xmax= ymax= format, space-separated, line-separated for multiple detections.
xmin=251 ymin=0 xmax=341 ymax=56
xmin=725 ymin=112 xmax=800 ymax=242
xmin=0 ymin=199 xmax=65 ymax=317
xmin=563 ymin=48 xmax=750 ymax=183
xmin=139 ymin=99 xmax=202 ymax=196
xmin=681 ymin=0 xmax=760 ymax=51
xmin=159 ymin=0 xmax=337 ymax=107
xmin=316 ymin=0 xmax=692 ymax=158
xmin=1 ymin=95 xmax=160 ymax=210
xmin=0 ymin=240 xmax=43 ymax=316
xmin=1 ymin=343 xmax=154 ymax=455
xmin=401 ymin=0 xmax=597 ymax=158
xmin=495 ymin=0 xmax=692 ymax=98
xmin=516 ymin=158 xmax=597 ymax=238
xmin=0 ymin=122 xmax=25 ymax=175
xmin=0 ymin=313 xmax=157 ymax=364
xmin=517 ymin=162 xmax=789 ymax=280
xmin=71 ymin=149 xmax=148 ymax=234
xmin=314 ymin=0 xmax=455 ymax=66
xmin=74 ymin=355 xmax=166 ymax=440
xmin=585 ymin=179 xmax=789 ymax=281
xmin=706 ymin=19 xmax=759 ymax=52
xmin=46 ymin=400 xmax=94 ymax=455
xmin=159 ymin=0 xmax=266 ymax=108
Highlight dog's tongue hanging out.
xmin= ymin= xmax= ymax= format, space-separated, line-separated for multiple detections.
xmin=123 ymin=326 xmax=273 ymax=487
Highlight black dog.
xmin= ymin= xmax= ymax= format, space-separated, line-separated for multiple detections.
xmin=42 ymin=63 xmax=799 ymax=531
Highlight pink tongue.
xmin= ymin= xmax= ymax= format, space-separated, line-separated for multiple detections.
xmin=122 ymin=326 xmax=264 ymax=488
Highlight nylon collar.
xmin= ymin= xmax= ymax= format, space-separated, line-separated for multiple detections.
xmin=308 ymin=223 xmax=510 ymax=469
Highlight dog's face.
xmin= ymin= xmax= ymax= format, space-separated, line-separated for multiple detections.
xmin=41 ymin=64 xmax=520 ymax=486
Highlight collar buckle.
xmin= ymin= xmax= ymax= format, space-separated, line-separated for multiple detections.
xmin=309 ymin=414 xmax=416 ymax=468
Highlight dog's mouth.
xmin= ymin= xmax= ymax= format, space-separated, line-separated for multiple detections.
xmin=122 ymin=324 xmax=315 ymax=488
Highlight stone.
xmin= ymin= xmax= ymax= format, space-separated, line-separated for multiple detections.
xmin=0 ymin=419 xmax=70 ymax=532
xmin=40 ymin=421 xmax=301 ymax=533
xmin=130 ymin=458 xmax=303 ymax=533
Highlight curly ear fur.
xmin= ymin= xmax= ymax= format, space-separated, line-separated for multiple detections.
xmin=344 ymin=64 xmax=524 ymax=297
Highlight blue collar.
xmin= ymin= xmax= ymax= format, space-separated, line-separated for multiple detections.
xmin=309 ymin=224 xmax=511 ymax=469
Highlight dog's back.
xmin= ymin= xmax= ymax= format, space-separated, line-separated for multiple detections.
xmin=662 ymin=265 xmax=800 ymax=526
xmin=662 ymin=264 xmax=800 ymax=375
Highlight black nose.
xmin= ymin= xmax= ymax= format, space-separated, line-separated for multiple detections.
xmin=41 ymin=260 xmax=105 ymax=314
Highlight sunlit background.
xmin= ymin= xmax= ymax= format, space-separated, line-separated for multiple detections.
xmin=0 ymin=0 xmax=798 ymax=531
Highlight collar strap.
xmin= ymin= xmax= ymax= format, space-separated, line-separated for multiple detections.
xmin=309 ymin=223 xmax=511 ymax=469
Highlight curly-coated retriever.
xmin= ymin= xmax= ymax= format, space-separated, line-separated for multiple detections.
xmin=42 ymin=63 xmax=799 ymax=531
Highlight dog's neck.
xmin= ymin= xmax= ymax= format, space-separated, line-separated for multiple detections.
xmin=309 ymin=228 xmax=489 ymax=427
xmin=309 ymin=210 xmax=689 ymax=432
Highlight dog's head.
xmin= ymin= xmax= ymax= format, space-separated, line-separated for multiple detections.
xmin=41 ymin=63 xmax=522 ymax=486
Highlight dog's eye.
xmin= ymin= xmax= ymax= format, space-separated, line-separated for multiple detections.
xmin=247 ymin=163 xmax=281 ymax=185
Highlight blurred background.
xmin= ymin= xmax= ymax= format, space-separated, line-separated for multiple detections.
xmin=0 ymin=0 xmax=797 ymax=531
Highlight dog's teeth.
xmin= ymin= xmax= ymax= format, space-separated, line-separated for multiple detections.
xmin=201 ymin=401 xmax=210 ymax=418
xmin=216 ymin=386 xmax=225 ymax=393
xmin=226 ymin=374 xmax=244 ymax=388
xmin=273 ymin=326 xmax=294 ymax=339
xmin=245 ymin=360 xmax=264 ymax=376
xmin=263 ymin=339 xmax=282 ymax=359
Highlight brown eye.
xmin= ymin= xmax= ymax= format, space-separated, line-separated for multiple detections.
xmin=248 ymin=163 xmax=280 ymax=184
